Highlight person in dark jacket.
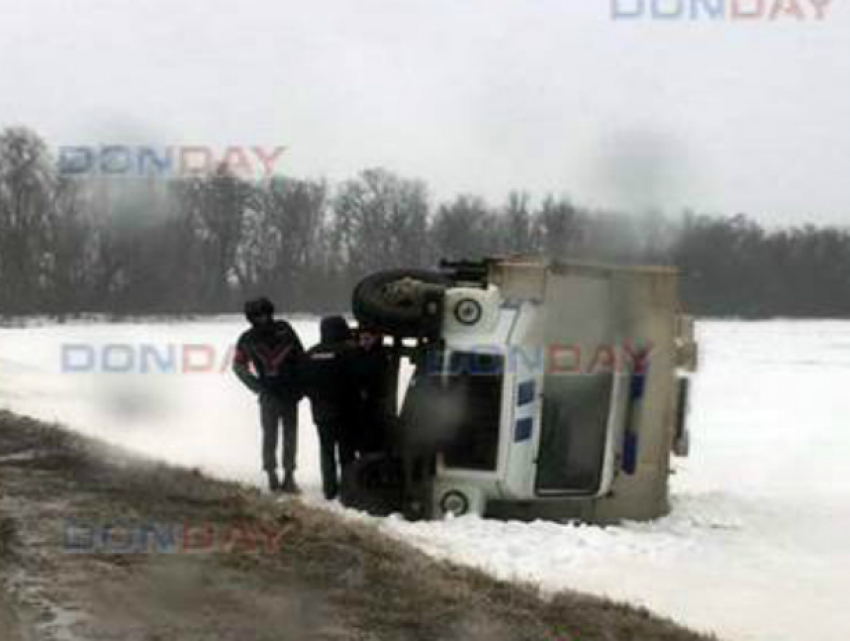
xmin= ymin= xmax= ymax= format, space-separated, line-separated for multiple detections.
xmin=301 ymin=316 xmax=359 ymax=500
xmin=233 ymin=297 xmax=304 ymax=493
xmin=351 ymin=326 xmax=396 ymax=455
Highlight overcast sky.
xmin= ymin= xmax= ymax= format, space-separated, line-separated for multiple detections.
xmin=1 ymin=0 xmax=848 ymax=224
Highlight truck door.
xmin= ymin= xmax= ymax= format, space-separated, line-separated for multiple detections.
xmin=535 ymin=371 xmax=614 ymax=495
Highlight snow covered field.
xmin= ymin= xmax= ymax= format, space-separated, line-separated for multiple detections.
xmin=1 ymin=318 xmax=848 ymax=641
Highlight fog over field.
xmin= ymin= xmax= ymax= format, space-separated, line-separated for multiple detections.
xmin=2 ymin=0 xmax=849 ymax=223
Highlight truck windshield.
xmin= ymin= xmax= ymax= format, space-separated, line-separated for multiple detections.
xmin=441 ymin=351 xmax=504 ymax=471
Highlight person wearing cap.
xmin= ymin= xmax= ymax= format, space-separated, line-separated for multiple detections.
xmin=233 ymin=297 xmax=304 ymax=493
xmin=300 ymin=316 xmax=359 ymax=500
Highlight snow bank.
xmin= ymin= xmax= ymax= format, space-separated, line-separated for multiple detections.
xmin=1 ymin=319 xmax=847 ymax=641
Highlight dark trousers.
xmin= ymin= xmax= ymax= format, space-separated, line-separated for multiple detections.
xmin=316 ymin=421 xmax=356 ymax=498
xmin=357 ymin=406 xmax=391 ymax=455
xmin=260 ymin=394 xmax=298 ymax=473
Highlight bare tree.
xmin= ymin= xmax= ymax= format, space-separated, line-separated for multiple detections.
xmin=500 ymin=191 xmax=534 ymax=254
xmin=0 ymin=126 xmax=56 ymax=313
xmin=431 ymin=195 xmax=499 ymax=261
xmin=45 ymin=176 xmax=95 ymax=314
xmin=174 ymin=164 xmax=251 ymax=310
xmin=242 ymin=177 xmax=329 ymax=310
xmin=533 ymin=196 xmax=583 ymax=259
xmin=332 ymin=168 xmax=431 ymax=277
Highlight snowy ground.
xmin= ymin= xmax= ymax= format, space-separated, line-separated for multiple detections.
xmin=1 ymin=318 xmax=848 ymax=641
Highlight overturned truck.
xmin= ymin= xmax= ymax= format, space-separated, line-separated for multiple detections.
xmin=343 ymin=257 xmax=698 ymax=524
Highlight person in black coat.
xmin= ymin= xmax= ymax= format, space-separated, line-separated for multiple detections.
xmin=233 ymin=297 xmax=304 ymax=493
xmin=351 ymin=326 xmax=396 ymax=455
xmin=301 ymin=316 xmax=359 ymax=500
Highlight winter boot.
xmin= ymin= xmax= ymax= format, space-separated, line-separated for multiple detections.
xmin=281 ymin=470 xmax=301 ymax=495
xmin=266 ymin=471 xmax=280 ymax=493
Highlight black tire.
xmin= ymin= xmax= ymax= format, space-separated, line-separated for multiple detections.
xmin=352 ymin=269 xmax=451 ymax=337
xmin=339 ymin=454 xmax=405 ymax=516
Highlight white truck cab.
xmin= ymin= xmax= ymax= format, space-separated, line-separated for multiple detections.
xmin=349 ymin=257 xmax=697 ymax=524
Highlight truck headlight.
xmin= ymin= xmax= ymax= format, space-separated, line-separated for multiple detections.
xmin=439 ymin=490 xmax=470 ymax=517
xmin=454 ymin=299 xmax=483 ymax=325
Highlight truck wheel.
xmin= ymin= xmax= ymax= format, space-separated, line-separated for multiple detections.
xmin=339 ymin=454 xmax=405 ymax=516
xmin=352 ymin=269 xmax=451 ymax=337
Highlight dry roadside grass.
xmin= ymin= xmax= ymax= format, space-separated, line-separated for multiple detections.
xmin=0 ymin=410 xmax=720 ymax=641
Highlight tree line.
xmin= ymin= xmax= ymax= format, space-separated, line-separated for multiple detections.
xmin=1 ymin=125 xmax=848 ymax=318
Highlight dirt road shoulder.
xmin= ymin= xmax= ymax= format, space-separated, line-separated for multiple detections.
xmin=0 ymin=411 xmax=718 ymax=641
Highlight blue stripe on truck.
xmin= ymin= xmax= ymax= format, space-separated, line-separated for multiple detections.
xmin=515 ymin=417 xmax=533 ymax=442
xmin=517 ymin=380 xmax=535 ymax=406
